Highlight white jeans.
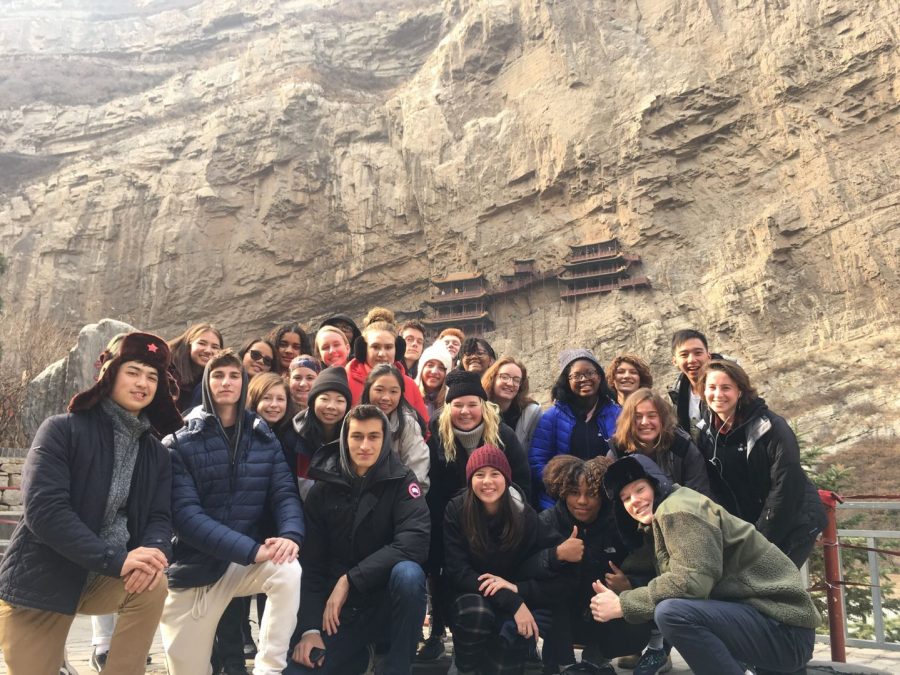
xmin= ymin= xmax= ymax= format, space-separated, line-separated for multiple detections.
xmin=91 ymin=614 xmax=116 ymax=650
xmin=161 ymin=560 xmax=301 ymax=675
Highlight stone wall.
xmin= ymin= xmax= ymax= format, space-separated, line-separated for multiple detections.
xmin=0 ymin=454 xmax=25 ymax=511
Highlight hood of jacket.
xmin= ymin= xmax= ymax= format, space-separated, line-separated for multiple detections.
xmin=198 ymin=359 xmax=250 ymax=457
xmin=603 ymin=454 xmax=676 ymax=548
xmin=309 ymin=408 xmax=409 ymax=489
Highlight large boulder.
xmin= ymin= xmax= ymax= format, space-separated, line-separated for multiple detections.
xmin=22 ymin=318 xmax=137 ymax=440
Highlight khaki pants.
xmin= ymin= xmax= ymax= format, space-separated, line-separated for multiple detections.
xmin=0 ymin=573 xmax=168 ymax=675
xmin=160 ymin=560 xmax=301 ymax=675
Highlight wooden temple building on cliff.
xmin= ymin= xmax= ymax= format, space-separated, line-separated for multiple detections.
xmin=421 ymin=272 xmax=494 ymax=336
xmin=557 ymin=238 xmax=650 ymax=300
xmin=420 ymin=239 xmax=649 ymax=334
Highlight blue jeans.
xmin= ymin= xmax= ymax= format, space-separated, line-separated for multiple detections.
xmin=654 ymin=598 xmax=815 ymax=675
xmin=283 ymin=561 xmax=426 ymax=675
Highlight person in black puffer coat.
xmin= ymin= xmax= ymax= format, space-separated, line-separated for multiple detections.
xmin=420 ymin=370 xmax=531 ymax=661
xmin=696 ymin=360 xmax=826 ymax=567
xmin=527 ymin=455 xmax=650 ymax=673
xmin=443 ymin=445 xmax=567 ymax=675
xmin=287 ymin=405 xmax=429 ymax=675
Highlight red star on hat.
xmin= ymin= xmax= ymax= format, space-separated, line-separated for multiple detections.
xmin=147 ymin=343 xmax=159 ymax=353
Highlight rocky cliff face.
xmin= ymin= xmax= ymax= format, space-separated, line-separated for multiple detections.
xmin=1 ymin=0 xmax=897 ymax=451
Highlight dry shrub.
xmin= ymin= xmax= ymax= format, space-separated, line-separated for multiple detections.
xmin=0 ymin=319 xmax=76 ymax=447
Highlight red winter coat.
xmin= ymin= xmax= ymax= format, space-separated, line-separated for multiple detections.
xmin=345 ymin=359 xmax=430 ymax=427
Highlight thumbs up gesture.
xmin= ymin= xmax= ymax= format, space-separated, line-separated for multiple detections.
xmin=604 ymin=561 xmax=632 ymax=593
xmin=590 ymin=579 xmax=623 ymax=622
xmin=556 ymin=525 xmax=584 ymax=563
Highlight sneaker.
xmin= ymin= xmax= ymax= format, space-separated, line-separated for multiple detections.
xmin=634 ymin=647 xmax=672 ymax=675
xmin=90 ymin=647 xmax=107 ymax=672
xmin=618 ymin=653 xmax=641 ymax=669
xmin=415 ymin=633 xmax=445 ymax=661
xmin=561 ymin=662 xmax=616 ymax=674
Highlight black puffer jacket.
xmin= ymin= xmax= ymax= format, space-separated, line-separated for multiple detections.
xmin=526 ymin=499 xmax=630 ymax=605
xmin=426 ymin=420 xmax=531 ymax=568
xmin=443 ymin=488 xmax=567 ymax=614
xmin=696 ymin=398 xmax=826 ymax=555
xmin=609 ymin=427 xmax=713 ymax=499
xmin=297 ymin=421 xmax=430 ymax=634
xmin=0 ymin=408 xmax=172 ymax=614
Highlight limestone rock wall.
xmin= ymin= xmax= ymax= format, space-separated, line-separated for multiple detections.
xmin=1 ymin=0 xmax=898 ymax=451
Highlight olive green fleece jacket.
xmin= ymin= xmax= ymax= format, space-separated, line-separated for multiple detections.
xmin=619 ymin=487 xmax=821 ymax=629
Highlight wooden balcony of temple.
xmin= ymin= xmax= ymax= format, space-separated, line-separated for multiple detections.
xmin=426 ymin=288 xmax=489 ymax=303
xmin=559 ymin=280 xmax=622 ymax=299
xmin=564 ymin=239 xmax=620 ymax=264
xmin=557 ymin=264 xmax=629 ymax=282
xmin=422 ymin=312 xmax=491 ymax=327
xmin=618 ymin=276 xmax=651 ymax=290
xmin=512 ymin=258 xmax=536 ymax=274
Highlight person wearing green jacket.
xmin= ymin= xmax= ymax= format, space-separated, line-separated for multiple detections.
xmin=591 ymin=454 xmax=820 ymax=675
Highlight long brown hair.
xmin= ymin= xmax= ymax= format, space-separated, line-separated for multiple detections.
xmin=697 ymin=359 xmax=759 ymax=419
xmin=462 ymin=480 xmax=524 ymax=559
xmin=168 ymin=323 xmax=224 ymax=388
xmin=481 ymin=356 xmax=536 ymax=410
xmin=613 ymin=388 xmax=676 ymax=455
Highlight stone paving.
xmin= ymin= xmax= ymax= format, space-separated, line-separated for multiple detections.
xmin=2 ymin=615 xmax=897 ymax=674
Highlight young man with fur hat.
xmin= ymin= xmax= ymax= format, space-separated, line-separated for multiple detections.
xmin=287 ymin=404 xmax=429 ymax=674
xmin=591 ymin=454 xmax=820 ymax=675
xmin=0 ymin=332 xmax=182 ymax=675
xmin=160 ymin=349 xmax=304 ymax=675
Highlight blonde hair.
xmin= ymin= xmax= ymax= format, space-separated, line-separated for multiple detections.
xmin=438 ymin=398 xmax=503 ymax=463
xmin=314 ymin=325 xmax=350 ymax=363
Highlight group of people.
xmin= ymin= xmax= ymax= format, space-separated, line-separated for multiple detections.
xmin=0 ymin=307 xmax=828 ymax=675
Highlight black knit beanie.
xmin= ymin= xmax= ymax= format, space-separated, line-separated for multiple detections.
xmin=445 ymin=369 xmax=488 ymax=402
xmin=308 ymin=366 xmax=351 ymax=407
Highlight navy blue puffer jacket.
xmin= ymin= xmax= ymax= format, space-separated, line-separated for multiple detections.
xmin=163 ymin=409 xmax=305 ymax=588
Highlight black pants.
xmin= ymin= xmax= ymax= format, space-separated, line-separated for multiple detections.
xmin=212 ymin=597 xmax=247 ymax=669
xmin=542 ymin=602 xmax=650 ymax=668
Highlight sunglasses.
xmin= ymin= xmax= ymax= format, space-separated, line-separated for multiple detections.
xmin=249 ymin=349 xmax=274 ymax=367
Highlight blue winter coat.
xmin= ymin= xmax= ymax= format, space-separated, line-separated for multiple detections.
xmin=529 ymin=400 xmax=620 ymax=510
xmin=163 ymin=409 xmax=305 ymax=588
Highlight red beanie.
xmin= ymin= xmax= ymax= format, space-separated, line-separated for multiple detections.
xmin=465 ymin=444 xmax=512 ymax=486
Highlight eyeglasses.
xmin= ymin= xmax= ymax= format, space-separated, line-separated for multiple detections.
xmin=568 ymin=370 xmax=599 ymax=382
xmin=497 ymin=373 xmax=522 ymax=386
xmin=249 ymin=350 xmax=274 ymax=367
xmin=466 ymin=349 xmax=489 ymax=358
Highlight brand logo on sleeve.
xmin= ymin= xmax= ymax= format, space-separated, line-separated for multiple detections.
xmin=408 ymin=483 xmax=422 ymax=499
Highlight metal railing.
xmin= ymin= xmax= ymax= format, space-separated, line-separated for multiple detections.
xmin=814 ymin=492 xmax=900 ymax=658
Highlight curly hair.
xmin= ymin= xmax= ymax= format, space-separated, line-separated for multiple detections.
xmin=542 ymin=454 xmax=611 ymax=501
xmin=607 ymin=354 xmax=653 ymax=403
